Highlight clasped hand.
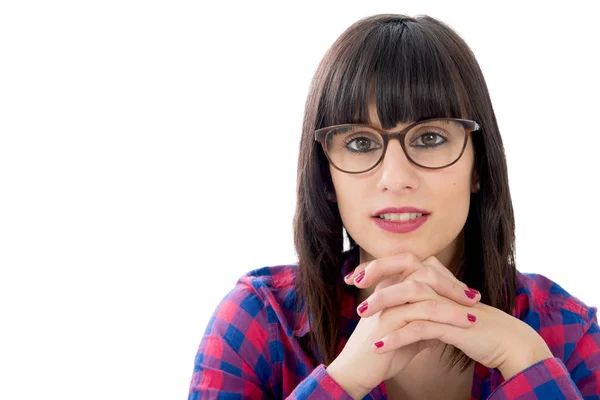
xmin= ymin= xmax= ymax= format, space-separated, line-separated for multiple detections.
xmin=344 ymin=253 xmax=553 ymax=381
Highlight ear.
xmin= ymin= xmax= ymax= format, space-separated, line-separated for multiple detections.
xmin=324 ymin=187 xmax=337 ymax=203
xmin=471 ymin=168 xmax=480 ymax=193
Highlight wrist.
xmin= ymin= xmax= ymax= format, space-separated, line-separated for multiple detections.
xmin=499 ymin=344 xmax=553 ymax=380
xmin=325 ymin=361 xmax=371 ymax=400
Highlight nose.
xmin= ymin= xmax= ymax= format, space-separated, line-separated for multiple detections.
xmin=376 ymin=140 xmax=420 ymax=192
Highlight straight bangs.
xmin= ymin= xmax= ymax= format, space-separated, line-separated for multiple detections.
xmin=318 ymin=17 xmax=471 ymax=129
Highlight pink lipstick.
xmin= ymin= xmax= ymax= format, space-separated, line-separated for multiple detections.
xmin=372 ymin=207 xmax=430 ymax=234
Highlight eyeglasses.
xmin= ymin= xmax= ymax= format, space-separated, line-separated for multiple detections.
xmin=314 ymin=118 xmax=480 ymax=174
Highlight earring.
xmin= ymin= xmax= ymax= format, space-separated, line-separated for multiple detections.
xmin=475 ymin=182 xmax=480 ymax=191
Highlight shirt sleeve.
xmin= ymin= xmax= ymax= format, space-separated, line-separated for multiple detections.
xmin=488 ymin=307 xmax=600 ymax=399
xmin=187 ymin=281 xmax=357 ymax=399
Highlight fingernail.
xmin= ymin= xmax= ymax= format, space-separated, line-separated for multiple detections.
xmin=358 ymin=301 xmax=368 ymax=314
xmin=374 ymin=341 xmax=384 ymax=349
xmin=464 ymin=290 xmax=476 ymax=299
xmin=355 ymin=270 xmax=365 ymax=283
xmin=467 ymin=287 xmax=479 ymax=295
xmin=468 ymin=313 xmax=477 ymax=322
xmin=345 ymin=271 xmax=354 ymax=280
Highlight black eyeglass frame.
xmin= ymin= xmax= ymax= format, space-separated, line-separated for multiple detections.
xmin=314 ymin=118 xmax=480 ymax=174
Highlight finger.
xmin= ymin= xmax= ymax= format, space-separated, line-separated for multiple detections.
xmin=358 ymin=279 xmax=436 ymax=317
xmin=344 ymin=254 xmax=480 ymax=300
xmin=422 ymin=257 xmax=481 ymax=298
xmin=372 ymin=274 xmax=403 ymax=293
xmin=421 ymin=256 xmax=469 ymax=289
xmin=357 ymin=273 xmax=480 ymax=317
xmin=362 ymin=294 xmax=479 ymax=332
xmin=420 ymin=256 xmax=458 ymax=282
xmin=348 ymin=253 xmax=423 ymax=288
xmin=373 ymin=319 xmax=471 ymax=353
xmin=405 ymin=267 xmax=481 ymax=306
xmin=343 ymin=260 xmax=374 ymax=284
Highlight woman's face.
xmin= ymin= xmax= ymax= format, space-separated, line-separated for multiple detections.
xmin=329 ymin=102 xmax=478 ymax=270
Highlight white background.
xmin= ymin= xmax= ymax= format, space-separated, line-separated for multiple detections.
xmin=1 ymin=1 xmax=599 ymax=399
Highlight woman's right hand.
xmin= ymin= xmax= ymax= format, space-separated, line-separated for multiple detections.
xmin=326 ymin=253 xmax=481 ymax=399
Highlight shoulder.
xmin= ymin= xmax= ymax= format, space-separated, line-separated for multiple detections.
xmin=234 ymin=263 xmax=300 ymax=311
xmin=514 ymin=271 xmax=595 ymax=320
xmin=214 ymin=264 xmax=306 ymax=337
xmin=514 ymin=270 xmax=598 ymax=357
xmin=236 ymin=264 xmax=299 ymax=294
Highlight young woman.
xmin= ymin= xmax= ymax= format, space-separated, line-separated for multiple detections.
xmin=188 ymin=14 xmax=600 ymax=399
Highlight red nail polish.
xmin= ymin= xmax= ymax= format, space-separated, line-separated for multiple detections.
xmin=345 ymin=271 xmax=354 ymax=280
xmin=468 ymin=313 xmax=476 ymax=322
xmin=468 ymin=287 xmax=479 ymax=295
xmin=374 ymin=341 xmax=384 ymax=349
xmin=358 ymin=301 xmax=368 ymax=314
xmin=464 ymin=290 xmax=476 ymax=299
xmin=355 ymin=270 xmax=365 ymax=283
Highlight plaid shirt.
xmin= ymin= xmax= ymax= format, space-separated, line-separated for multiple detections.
xmin=188 ymin=251 xmax=600 ymax=399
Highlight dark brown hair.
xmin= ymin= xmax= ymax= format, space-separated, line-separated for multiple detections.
xmin=293 ymin=14 xmax=516 ymax=373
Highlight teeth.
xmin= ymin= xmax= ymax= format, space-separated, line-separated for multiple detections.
xmin=379 ymin=213 xmax=423 ymax=221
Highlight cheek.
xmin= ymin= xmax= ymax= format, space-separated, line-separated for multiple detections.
xmin=444 ymin=143 xmax=475 ymax=193
xmin=436 ymin=164 xmax=474 ymax=224
xmin=437 ymin=166 xmax=473 ymax=205
xmin=329 ymin=168 xmax=368 ymax=220
xmin=426 ymin=176 xmax=471 ymax=230
xmin=330 ymin=165 xmax=359 ymax=197
xmin=331 ymin=174 xmax=353 ymax=205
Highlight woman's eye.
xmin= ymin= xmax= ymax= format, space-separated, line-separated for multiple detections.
xmin=412 ymin=132 xmax=447 ymax=147
xmin=346 ymin=136 xmax=381 ymax=152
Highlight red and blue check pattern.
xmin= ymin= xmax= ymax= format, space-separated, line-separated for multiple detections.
xmin=188 ymin=251 xmax=600 ymax=399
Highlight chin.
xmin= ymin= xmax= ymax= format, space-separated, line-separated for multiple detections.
xmin=359 ymin=241 xmax=431 ymax=261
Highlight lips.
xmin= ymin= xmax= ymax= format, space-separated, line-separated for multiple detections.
xmin=370 ymin=207 xmax=431 ymax=234
xmin=372 ymin=207 xmax=430 ymax=217
xmin=372 ymin=213 xmax=430 ymax=233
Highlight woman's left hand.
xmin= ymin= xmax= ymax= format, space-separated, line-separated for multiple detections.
xmin=346 ymin=254 xmax=554 ymax=380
